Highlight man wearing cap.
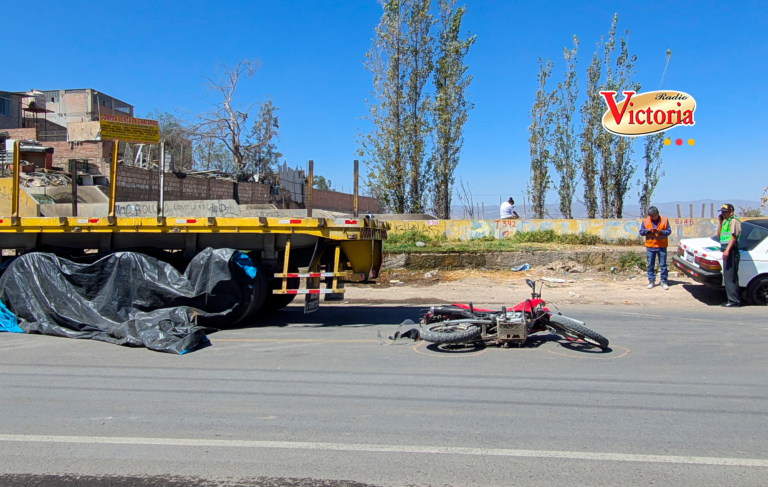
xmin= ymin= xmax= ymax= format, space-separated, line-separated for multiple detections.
xmin=639 ymin=206 xmax=672 ymax=290
xmin=718 ymin=203 xmax=742 ymax=307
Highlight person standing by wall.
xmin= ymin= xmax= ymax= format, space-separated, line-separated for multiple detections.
xmin=639 ymin=206 xmax=672 ymax=290
xmin=718 ymin=203 xmax=742 ymax=307
xmin=500 ymin=197 xmax=520 ymax=219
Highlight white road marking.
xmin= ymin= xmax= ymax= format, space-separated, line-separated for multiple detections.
xmin=0 ymin=434 xmax=766 ymax=467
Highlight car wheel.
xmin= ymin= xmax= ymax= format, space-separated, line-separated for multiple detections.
xmin=746 ymin=275 xmax=768 ymax=306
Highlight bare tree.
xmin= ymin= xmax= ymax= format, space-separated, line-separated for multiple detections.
xmin=638 ymin=49 xmax=671 ymax=216
xmin=456 ymin=176 xmax=474 ymax=218
xmin=187 ymin=60 xmax=278 ymax=180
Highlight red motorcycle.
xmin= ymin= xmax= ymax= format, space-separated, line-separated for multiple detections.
xmin=417 ymin=279 xmax=609 ymax=349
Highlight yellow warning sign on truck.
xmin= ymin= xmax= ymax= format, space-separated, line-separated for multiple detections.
xmin=99 ymin=114 xmax=159 ymax=144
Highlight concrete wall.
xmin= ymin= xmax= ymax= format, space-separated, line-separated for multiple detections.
xmin=385 ymin=217 xmax=722 ymax=246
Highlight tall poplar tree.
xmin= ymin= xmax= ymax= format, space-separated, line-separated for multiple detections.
xmin=579 ymin=42 xmax=602 ymax=219
xmin=404 ymin=0 xmax=435 ymax=213
xmin=552 ymin=36 xmax=579 ymax=219
xmin=528 ymin=58 xmax=557 ymax=219
xmin=431 ymin=0 xmax=475 ymax=219
xmin=359 ymin=0 xmax=408 ymax=213
xmin=609 ymin=30 xmax=639 ymax=218
xmin=597 ymin=16 xmax=618 ymax=219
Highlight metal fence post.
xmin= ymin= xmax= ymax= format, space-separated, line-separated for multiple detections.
xmin=307 ymin=160 xmax=313 ymax=218
xmin=353 ymin=160 xmax=359 ymax=217
xmin=158 ymin=141 xmax=165 ymax=220
xmin=108 ymin=141 xmax=119 ymax=224
xmin=11 ymin=140 xmax=20 ymax=224
xmin=69 ymin=159 xmax=78 ymax=217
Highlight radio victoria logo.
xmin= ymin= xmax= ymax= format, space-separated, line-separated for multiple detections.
xmin=599 ymin=90 xmax=696 ymax=137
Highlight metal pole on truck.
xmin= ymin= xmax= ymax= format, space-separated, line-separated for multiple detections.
xmin=70 ymin=159 xmax=78 ymax=217
xmin=108 ymin=140 xmax=119 ymax=224
xmin=353 ymin=160 xmax=359 ymax=218
xmin=307 ymin=160 xmax=314 ymax=218
xmin=11 ymin=140 xmax=20 ymax=225
xmin=158 ymin=141 xmax=165 ymax=221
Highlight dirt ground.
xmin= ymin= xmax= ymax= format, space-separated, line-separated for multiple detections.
xmin=344 ymin=266 xmax=729 ymax=309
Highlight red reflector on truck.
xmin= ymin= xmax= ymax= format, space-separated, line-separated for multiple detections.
xmin=345 ymin=220 xmax=358 ymax=224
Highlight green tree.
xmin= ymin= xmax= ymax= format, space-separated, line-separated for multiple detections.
xmin=608 ymin=25 xmax=639 ymax=218
xmin=244 ymin=99 xmax=281 ymax=181
xmin=597 ymin=16 xmax=618 ymax=219
xmin=313 ymin=175 xmax=334 ymax=192
xmin=552 ymin=36 xmax=579 ymax=219
xmin=359 ymin=0 xmax=408 ymax=213
xmin=404 ymin=0 xmax=435 ymax=213
xmin=140 ymin=110 xmax=192 ymax=171
xmin=528 ymin=58 xmax=557 ymax=219
xmin=193 ymin=138 xmax=231 ymax=173
xmin=431 ymin=0 xmax=475 ymax=219
xmin=579 ymin=40 xmax=602 ymax=219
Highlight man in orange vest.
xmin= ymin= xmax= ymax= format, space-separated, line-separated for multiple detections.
xmin=639 ymin=206 xmax=672 ymax=290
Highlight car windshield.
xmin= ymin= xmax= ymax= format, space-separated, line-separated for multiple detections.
xmin=739 ymin=222 xmax=768 ymax=251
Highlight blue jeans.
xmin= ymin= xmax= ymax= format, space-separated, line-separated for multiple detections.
xmin=647 ymin=248 xmax=668 ymax=283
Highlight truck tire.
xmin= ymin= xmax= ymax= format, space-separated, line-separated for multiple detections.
xmin=230 ymin=258 xmax=268 ymax=325
xmin=747 ymin=275 xmax=768 ymax=306
xmin=548 ymin=314 xmax=609 ymax=349
xmin=419 ymin=322 xmax=482 ymax=345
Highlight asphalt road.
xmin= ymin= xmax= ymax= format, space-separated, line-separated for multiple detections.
xmin=1 ymin=303 xmax=768 ymax=487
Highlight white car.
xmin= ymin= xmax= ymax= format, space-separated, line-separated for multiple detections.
xmin=672 ymin=219 xmax=768 ymax=305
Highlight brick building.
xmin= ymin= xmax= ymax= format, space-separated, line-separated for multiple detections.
xmin=0 ymin=91 xmax=24 ymax=130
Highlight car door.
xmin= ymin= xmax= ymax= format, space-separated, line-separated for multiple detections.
xmin=738 ymin=223 xmax=768 ymax=287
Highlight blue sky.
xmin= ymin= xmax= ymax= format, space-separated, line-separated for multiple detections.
xmin=6 ymin=0 xmax=767 ymax=212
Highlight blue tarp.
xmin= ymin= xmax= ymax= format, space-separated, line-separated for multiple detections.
xmin=0 ymin=300 xmax=21 ymax=333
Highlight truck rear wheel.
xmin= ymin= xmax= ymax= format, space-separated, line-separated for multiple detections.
xmin=230 ymin=258 xmax=268 ymax=325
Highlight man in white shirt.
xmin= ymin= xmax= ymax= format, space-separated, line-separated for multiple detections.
xmin=500 ymin=197 xmax=520 ymax=219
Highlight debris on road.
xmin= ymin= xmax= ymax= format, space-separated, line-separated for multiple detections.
xmin=511 ymin=263 xmax=531 ymax=272
xmin=542 ymin=277 xmax=566 ymax=283
xmin=378 ymin=319 xmax=420 ymax=345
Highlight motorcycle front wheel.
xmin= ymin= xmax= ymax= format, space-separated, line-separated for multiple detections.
xmin=548 ymin=314 xmax=609 ymax=349
xmin=419 ymin=322 xmax=482 ymax=345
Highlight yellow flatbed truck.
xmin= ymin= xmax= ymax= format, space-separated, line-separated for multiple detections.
xmin=0 ymin=140 xmax=387 ymax=318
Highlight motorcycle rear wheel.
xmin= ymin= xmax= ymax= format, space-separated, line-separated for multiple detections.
xmin=420 ymin=322 xmax=482 ymax=345
xmin=548 ymin=314 xmax=609 ymax=349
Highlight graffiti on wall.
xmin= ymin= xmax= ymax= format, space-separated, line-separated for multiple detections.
xmin=384 ymin=218 xmax=726 ymax=246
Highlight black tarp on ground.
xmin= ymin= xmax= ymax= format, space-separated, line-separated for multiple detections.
xmin=0 ymin=248 xmax=257 ymax=354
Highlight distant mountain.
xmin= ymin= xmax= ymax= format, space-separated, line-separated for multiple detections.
xmin=449 ymin=199 xmax=763 ymax=220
